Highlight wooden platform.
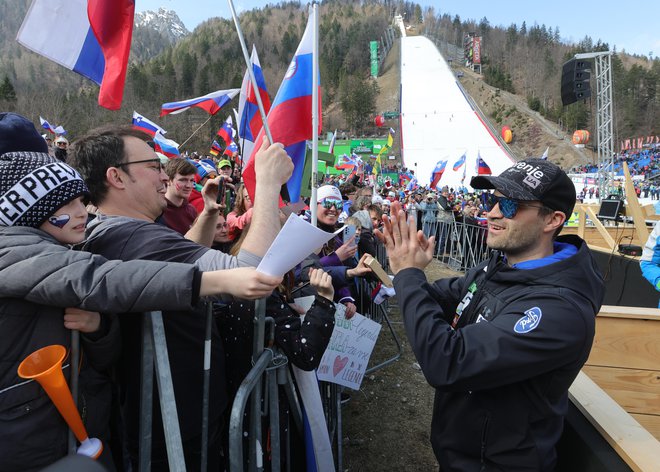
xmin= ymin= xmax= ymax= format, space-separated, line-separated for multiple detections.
xmin=571 ymin=304 xmax=660 ymax=471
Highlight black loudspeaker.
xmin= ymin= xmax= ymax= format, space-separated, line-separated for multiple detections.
xmin=561 ymin=58 xmax=592 ymax=106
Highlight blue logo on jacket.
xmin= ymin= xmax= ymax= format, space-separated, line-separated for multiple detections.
xmin=514 ymin=307 xmax=542 ymax=334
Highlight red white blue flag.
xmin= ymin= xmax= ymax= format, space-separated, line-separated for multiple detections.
xmin=476 ymin=152 xmax=492 ymax=175
xmin=18 ymin=0 xmax=135 ymax=110
xmin=160 ymin=88 xmax=240 ymax=117
xmin=40 ymin=117 xmax=66 ymax=135
xmin=430 ymin=159 xmax=447 ymax=189
xmin=224 ymin=142 xmax=239 ymax=157
xmin=452 ymin=153 xmax=466 ymax=172
xmin=216 ymin=115 xmax=235 ymax=146
xmin=153 ymin=132 xmax=179 ymax=158
xmin=242 ymin=12 xmax=321 ymax=203
xmin=132 ymin=111 xmax=166 ymax=137
xmin=335 ymin=153 xmax=358 ymax=170
xmin=237 ymin=45 xmax=271 ymax=164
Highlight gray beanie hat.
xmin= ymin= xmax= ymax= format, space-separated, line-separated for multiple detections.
xmin=0 ymin=151 xmax=89 ymax=228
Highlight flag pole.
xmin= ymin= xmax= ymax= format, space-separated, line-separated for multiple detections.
xmin=227 ymin=0 xmax=289 ymax=201
xmin=178 ymin=114 xmax=213 ymax=149
xmin=310 ymin=2 xmax=319 ymax=226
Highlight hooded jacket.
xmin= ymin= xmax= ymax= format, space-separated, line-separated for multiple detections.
xmin=0 ymin=226 xmax=202 ymax=471
xmin=393 ymin=235 xmax=604 ymax=471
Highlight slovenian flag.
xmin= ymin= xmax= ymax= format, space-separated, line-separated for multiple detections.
xmin=237 ymin=45 xmax=271 ymax=165
xmin=160 ymin=88 xmax=240 ymax=116
xmin=241 ymin=11 xmax=321 ymax=203
xmin=153 ymin=132 xmax=179 ymax=158
xmin=335 ymin=154 xmax=358 ymax=170
xmin=476 ymin=152 xmax=492 ymax=175
xmin=216 ymin=115 xmax=235 ymax=145
xmin=209 ymin=140 xmax=222 ymax=156
xmin=224 ymin=141 xmax=239 ymax=157
xmin=40 ymin=117 xmax=66 ymax=135
xmin=430 ymin=159 xmax=447 ymax=189
xmin=132 ymin=111 xmax=166 ymax=137
xmin=18 ymin=0 xmax=135 ymax=110
xmin=452 ymin=153 xmax=466 ymax=172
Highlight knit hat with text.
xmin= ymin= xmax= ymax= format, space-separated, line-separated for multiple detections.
xmin=0 ymin=150 xmax=88 ymax=228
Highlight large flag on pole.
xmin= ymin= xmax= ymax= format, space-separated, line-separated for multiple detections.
xmin=237 ymin=45 xmax=271 ymax=165
xmin=17 ymin=0 xmax=135 ymax=110
xmin=242 ymin=12 xmax=321 ymax=203
xmin=160 ymin=88 xmax=240 ymax=116
xmin=132 ymin=111 xmax=166 ymax=137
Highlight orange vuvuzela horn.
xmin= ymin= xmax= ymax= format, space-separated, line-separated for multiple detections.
xmin=18 ymin=345 xmax=103 ymax=459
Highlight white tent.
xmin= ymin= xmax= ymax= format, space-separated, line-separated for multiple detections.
xmin=399 ymin=36 xmax=515 ymax=191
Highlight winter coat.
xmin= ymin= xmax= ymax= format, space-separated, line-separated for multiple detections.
xmin=393 ymin=235 xmax=604 ymax=471
xmin=0 ymin=226 xmax=202 ymax=471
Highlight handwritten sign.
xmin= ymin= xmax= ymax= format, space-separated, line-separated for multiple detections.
xmin=316 ymin=304 xmax=381 ymax=390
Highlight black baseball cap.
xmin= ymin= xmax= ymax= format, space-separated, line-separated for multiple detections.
xmin=470 ymin=158 xmax=576 ymax=218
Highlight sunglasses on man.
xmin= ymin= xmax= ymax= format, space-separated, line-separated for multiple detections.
xmin=319 ymin=198 xmax=342 ymax=210
xmin=484 ymin=194 xmax=546 ymax=219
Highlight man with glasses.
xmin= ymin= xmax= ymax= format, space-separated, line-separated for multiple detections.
xmin=377 ymin=159 xmax=604 ymax=471
xmin=69 ymin=126 xmax=293 ymax=471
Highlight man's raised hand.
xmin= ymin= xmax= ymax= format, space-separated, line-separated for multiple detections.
xmin=254 ymin=136 xmax=294 ymax=188
xmin=376 ymin=201 xmax=434 ymax=274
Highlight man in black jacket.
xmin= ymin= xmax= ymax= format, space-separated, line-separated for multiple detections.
xmin=377 ymin=159 xmax=604 ymax=471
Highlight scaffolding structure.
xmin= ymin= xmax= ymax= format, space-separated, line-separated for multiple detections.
xmin=575 ymin=51 xmax=615 ymax=199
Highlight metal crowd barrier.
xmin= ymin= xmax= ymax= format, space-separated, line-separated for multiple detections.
xmin=134 ymin=242 xmax=404 ymax=472
xmin=139 ymin=311 xmax=187 ymax=471
xmin=424 ymin=217 xmax=492 ymax=271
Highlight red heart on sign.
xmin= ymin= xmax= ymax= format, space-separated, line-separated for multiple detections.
xmin=333 ymin=355 xmax=349 ymax=376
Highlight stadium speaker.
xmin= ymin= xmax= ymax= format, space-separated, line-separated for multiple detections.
xmin=561 ymin=58 xmax=592 ymax=106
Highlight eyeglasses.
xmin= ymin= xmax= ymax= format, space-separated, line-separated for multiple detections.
xmin=319 ymin=198 xmax=342 ymax=210
xmin=484 ymin=194 xmax=545 ymax=219
xmin=56 ymin=142 xmax=67 ymax=146
xmin=116 ymin=158 xmax=164 ymax=172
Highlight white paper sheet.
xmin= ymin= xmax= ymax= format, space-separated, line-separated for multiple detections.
xmin=256 ymin=214 xmax=343 ymax=277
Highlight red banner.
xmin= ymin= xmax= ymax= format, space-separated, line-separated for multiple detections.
xmin=473 ymin=37 xmax=482 ymax=65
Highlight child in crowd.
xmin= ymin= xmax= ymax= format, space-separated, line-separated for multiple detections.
xmin=0 ymin=113 xmax=281 ymax=471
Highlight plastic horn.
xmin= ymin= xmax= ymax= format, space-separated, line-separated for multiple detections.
xmin=18 ymin=345 xmax=103 ymax=459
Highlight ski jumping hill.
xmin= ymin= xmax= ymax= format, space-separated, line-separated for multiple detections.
xmin=399 ymin=35 xmax=515 ymax=191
